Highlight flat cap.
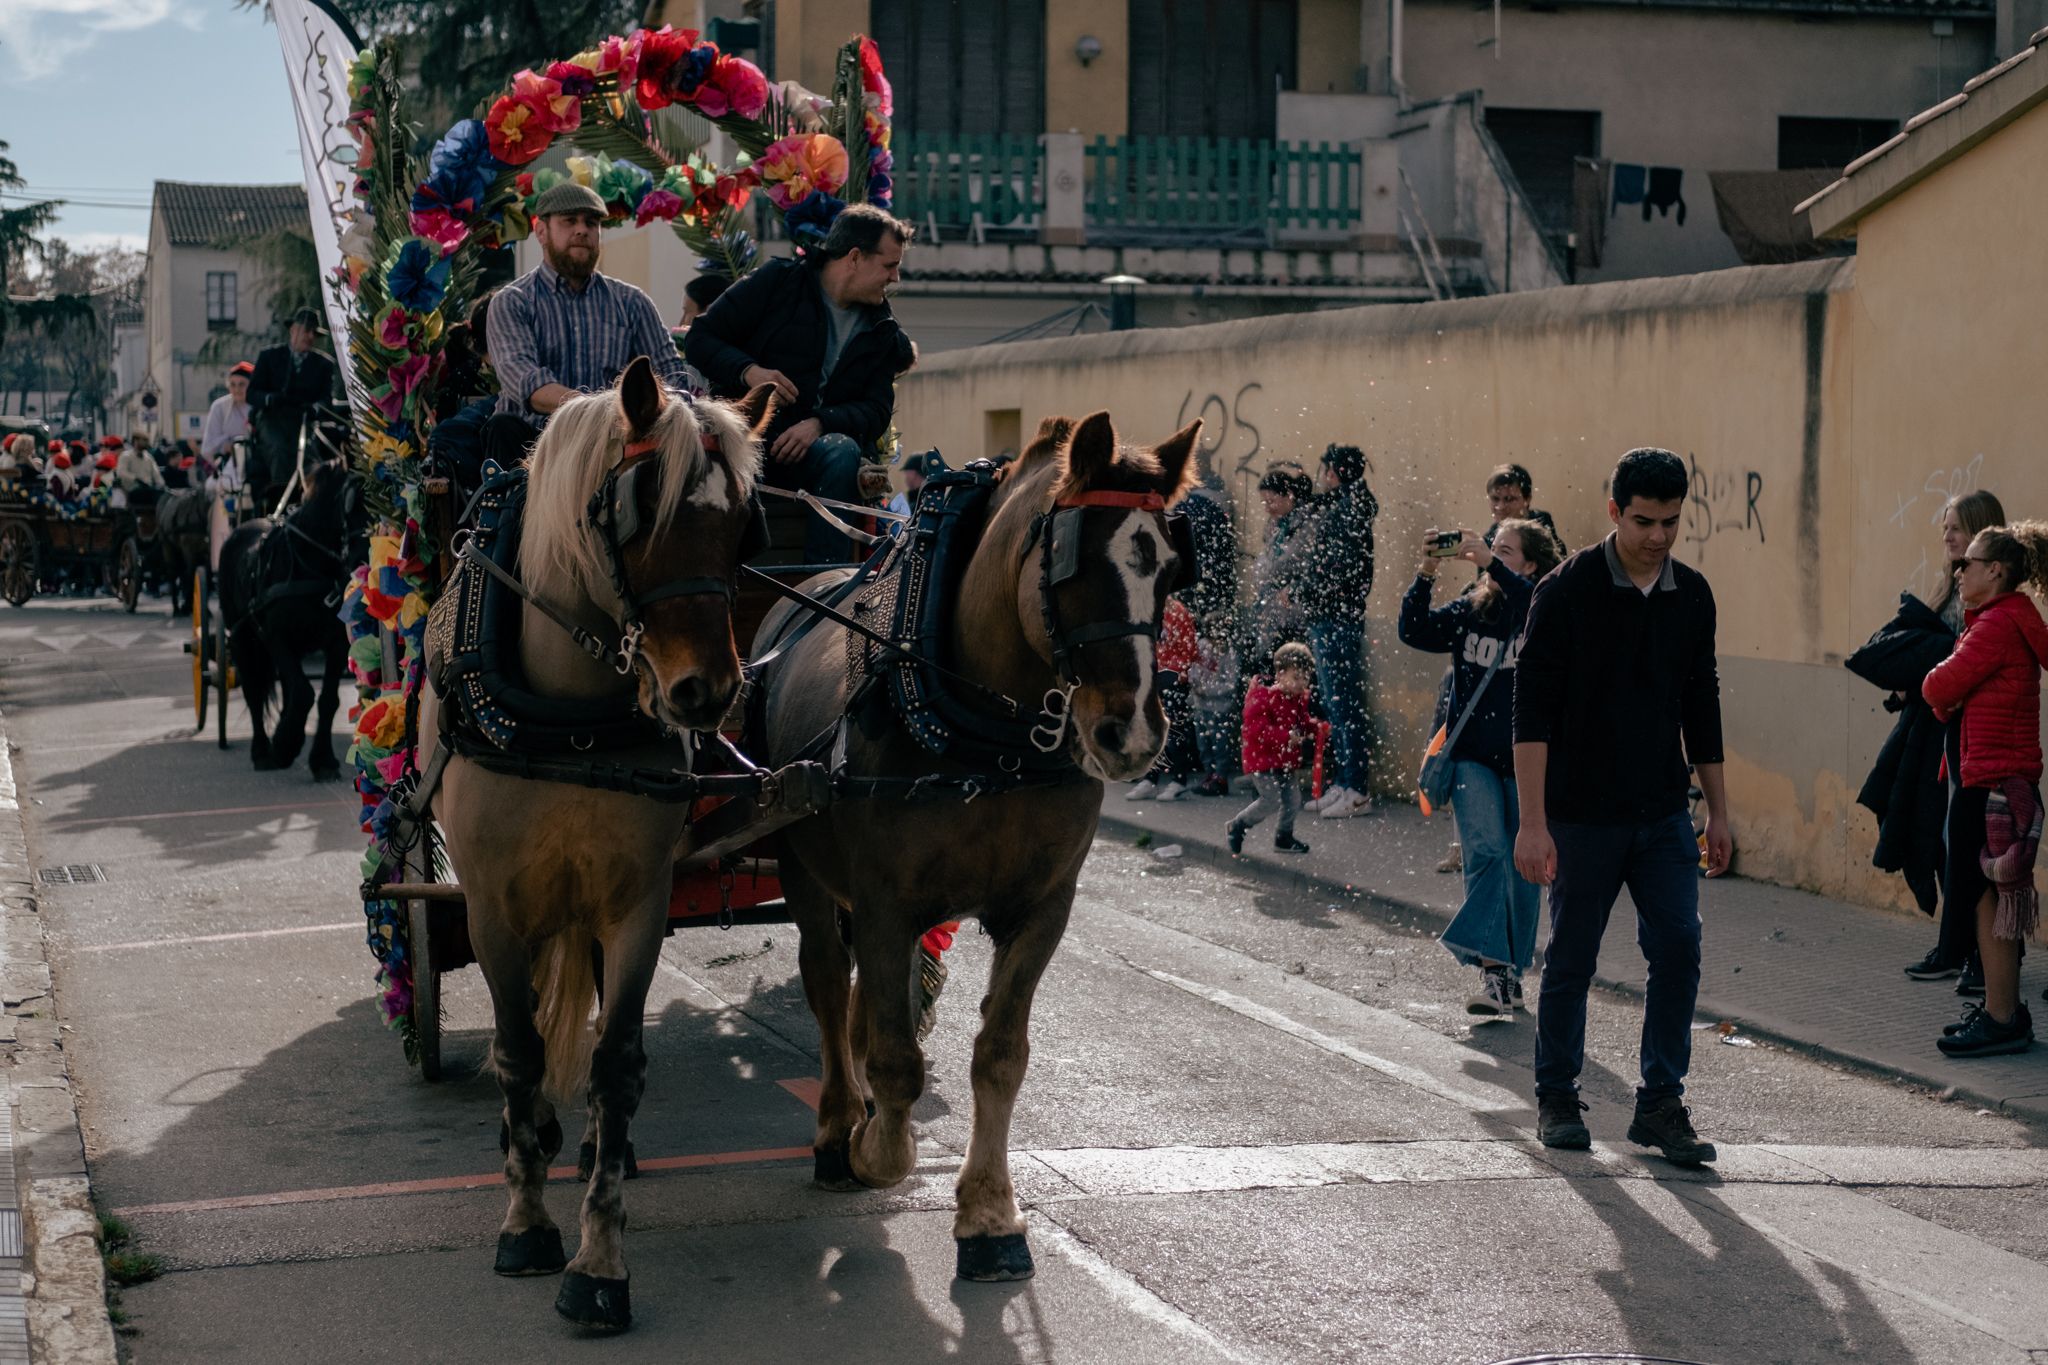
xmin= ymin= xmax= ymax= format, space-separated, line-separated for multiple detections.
xmin=532 ymin=182 xmax=608 ymax=219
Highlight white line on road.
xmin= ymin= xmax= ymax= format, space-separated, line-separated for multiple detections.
xmin=78 ymin=922 xmax=361 ymax=954
xmin=1028 ymin=1212 xmax=1275 ymax=1365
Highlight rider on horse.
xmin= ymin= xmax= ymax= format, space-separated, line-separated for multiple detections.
xmin=684 ymin=203 xmax=916 ymax=564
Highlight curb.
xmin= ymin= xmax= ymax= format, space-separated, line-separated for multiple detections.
xmin=1098 ymin=810 xmax=2048 ymax=1130
xmin=0 ymin=727 xmax=118 ymax=1365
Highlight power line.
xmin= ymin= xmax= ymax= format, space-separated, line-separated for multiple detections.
xmin=0 ymin=194 xmax=153 ymax=212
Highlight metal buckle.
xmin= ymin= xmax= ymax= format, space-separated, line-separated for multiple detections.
xmin=615 ymin=621 xmax=645 ymax=676
xmin=1030 ymin=684 xmax=1075 ymax=754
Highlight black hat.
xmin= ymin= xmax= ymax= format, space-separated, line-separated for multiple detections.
xmin=290 ymin=307 xmax=324 ymax=333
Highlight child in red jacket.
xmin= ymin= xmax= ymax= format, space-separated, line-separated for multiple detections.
xmin=1228 ymin=642 xmax=1316 ymax=856
xmin=1922 ymin=520 xmax=2048 ymax=1058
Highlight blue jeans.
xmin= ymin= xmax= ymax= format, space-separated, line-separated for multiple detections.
xmin=762 ymin=432 xmax=863 ymax=564
xmin=1440 ymin=760 xmax=1540 ymax=972
xmin=1306 ymin=619 xmax=1369 ymax=792
xmin=1534 ymin=811 xmax=1702 ymax=1102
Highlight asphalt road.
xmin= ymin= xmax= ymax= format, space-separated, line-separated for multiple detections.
xmin=4 ymin=594 xmax=2046 ymax=1365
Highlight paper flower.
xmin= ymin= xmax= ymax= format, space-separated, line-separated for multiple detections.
xmin=635 ymin=188 xmax=685 ymax=226
xmin=664 ymin=43 xmax=719 ymax=101
xmin=785 ymin=192 xmax=846 ymax=245
xmin=407 ymin=208 xmax=468 ymax=256
xmin=375 ymin=304 xmax=409 ymax=350
xmin=511 ymin=69 xmax=581 ymax=133
xmin=694 ymin=54 xmax=768 ymax=119
xmin=485 ymin=94 xmax=551 ymax=166
xmin=383 ymin=238 xmax=450 ymax=313
xmin=859 ymin=37 xmax=893 ymax=117
xmin=413 ymin=119 xmax=500 ymax=217
xmin=588 ymin=155 xmax=653 ymax=213
xmin=543 ymin=60 xmax=598 ymax=98
xmin=758 ymin=134 xmax=849 ymax=211
xmin=388 ymin=353 xmax=430 ymax=396
xmin=627 ymin=26 xmax=698 ymax=109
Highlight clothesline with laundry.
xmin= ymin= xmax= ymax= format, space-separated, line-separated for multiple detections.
xmin=1611 ymin=163 xmax=1688 ymax=224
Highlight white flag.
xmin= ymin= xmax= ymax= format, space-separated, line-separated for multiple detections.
xmin=270 ymin=0 xmax=368 ymax=417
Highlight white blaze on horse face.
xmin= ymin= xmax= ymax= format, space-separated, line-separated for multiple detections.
xmin=1101 ymin=512 xmax=1163 ymax=752
xmin=685 ymin=463 xmax=732 ymax=511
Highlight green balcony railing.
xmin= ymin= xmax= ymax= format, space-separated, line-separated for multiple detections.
xmin=1086 ymin=136 xmax=1359 ymax=234
xmin=893 ymin=134 xmax=1045 ymax=230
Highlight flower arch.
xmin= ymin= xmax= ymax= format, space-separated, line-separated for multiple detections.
xmin=334 ymin=28 xmax=895 ymax=1058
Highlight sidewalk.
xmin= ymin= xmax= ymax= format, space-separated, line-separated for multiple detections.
xmin=1101 ymin=784 xmax=2048 ymax=1128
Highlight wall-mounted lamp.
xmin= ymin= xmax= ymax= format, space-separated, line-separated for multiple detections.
xmin=1075 ymin=34 xmax=1103 ymax=67
xmin=1102 ymin=273 xmax=1143 ymax=331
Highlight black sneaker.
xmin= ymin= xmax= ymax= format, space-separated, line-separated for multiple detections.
xmin=1904 ymin=949 xmax=1963 ymax=981
xmin=1956 ymin=960 xmax=1986 ymax=998
xmin=1273 ymin=833 xmax=1310 ymax=854
xmin=1627 ymin=1096 xmax=1718 ymax=1165
xmin=1467 ymin=967 xmax=1514 ymax=1018
xmin=1226 ymin=823 xmax=1245 ymax=856
xmin=1937 ymin=1005 xmax=2035 ymax=1057
xmin=1943 ymin=1002 xmax=1988 ymax=1038
xmin=1509 ymin=970 xmax=1527 ymax=1011
xmin=1536 ymin=1093 xmax=1590 ymax=1150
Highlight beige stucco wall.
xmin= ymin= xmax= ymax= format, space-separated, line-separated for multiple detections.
xmin=893 ymin=241 xmax=2044 ymax=911
xmin=1400 ymin=1 xmax=1993 ymax=282
xmin=774 ymin=0 xmax=871 ymax=96
xmin=1298 ymin=0 xmax=1362 ymax=96
xmin=1045 ymin=0 xmax=1129 ymax=137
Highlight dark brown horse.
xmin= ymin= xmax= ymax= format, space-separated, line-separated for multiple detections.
xmin=750 ymin=411 xmax=1199 ymax=1280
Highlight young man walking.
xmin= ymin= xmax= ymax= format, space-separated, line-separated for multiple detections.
xmin=1512 ymin=448 xmax=1733 ymax=1165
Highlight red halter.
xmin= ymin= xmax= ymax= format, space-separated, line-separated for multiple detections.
xmin=1053 ymin=490 xmax=1165 ymax=512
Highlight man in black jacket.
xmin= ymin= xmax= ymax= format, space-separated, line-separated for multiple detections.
xmin=1513 ymin=447 xmax=1731 ymax=1166
xmin=1301 ymin=443 xmax=1379 ymax=819
xmin=247 ymin=308 xmax=339 ymax=510
xmin=685 ymin=204 xmax=915 ymax=563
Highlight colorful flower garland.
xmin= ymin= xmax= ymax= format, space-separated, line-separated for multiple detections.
xmin=332 ymin=31 xmax=895 ymax=1061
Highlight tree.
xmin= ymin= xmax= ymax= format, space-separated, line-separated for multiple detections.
xmin=242 ymin=0 xmax=656 ymax=131
xmin=1 ymin=140 xmax=100 ymax=426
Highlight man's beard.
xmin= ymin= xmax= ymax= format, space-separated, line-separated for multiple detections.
xmin=544 ymin=240 xmax=599 ymax=282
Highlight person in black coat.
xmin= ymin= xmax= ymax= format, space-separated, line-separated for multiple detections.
xmin=246 ymin=308 xmax=340 ymax=509
xmin=684 ymin=205 xmax=915 ymax=564
xmin=1848 ymin=594 xmax=1956 ymax=927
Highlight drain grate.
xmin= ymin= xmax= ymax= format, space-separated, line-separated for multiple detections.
xmin=37 ymin=864 xmax=105 ymax=885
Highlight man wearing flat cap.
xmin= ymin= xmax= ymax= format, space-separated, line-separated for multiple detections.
xmin=248 ymin=309 xmax=339 ymax=510
xmin=483 ymin=181 xmax=695 ymax=469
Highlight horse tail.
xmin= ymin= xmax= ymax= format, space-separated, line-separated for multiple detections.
xmin=532 ymin=926 xmax=599 ymax=1103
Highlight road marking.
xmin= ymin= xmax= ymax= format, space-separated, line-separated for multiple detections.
xmin=47 ymin=798 xmax=355 ymax=829
xmin=1030 ymin=1212 xmax=1273 ymax=1365
xmin=110 ymin=1145 xmax=813 ymax=1218
xmin=79 ymin=922 xmax=362 ymax=954
xmin=778 ymin=1076 xmax=823 ymax=1110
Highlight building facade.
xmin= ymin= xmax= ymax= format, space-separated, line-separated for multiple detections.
xmin=143 ymin=183 xmax=313 ymax=445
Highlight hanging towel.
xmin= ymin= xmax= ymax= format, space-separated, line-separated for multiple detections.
xmin=1611 ymin=163 xmax=1647 ymax=217
xmin=1646 ymin=166 xmax=1687 ymax=225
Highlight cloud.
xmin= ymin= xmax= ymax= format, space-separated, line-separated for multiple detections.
xmin=0 ymin=0 xmax=179 ymax=80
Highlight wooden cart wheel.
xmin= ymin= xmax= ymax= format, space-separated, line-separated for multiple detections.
xmin=401 ymin=829 xmax=443 ymax=1081
xmin=214 ymin=586 xmax=232 ymax=750
xmin=115 ymin=536 xmax=142 ymax=613
xmin=190 ymin=568 xmax=210 ymax=732
xmin=0 ymin=523 xmax=35 ymax=608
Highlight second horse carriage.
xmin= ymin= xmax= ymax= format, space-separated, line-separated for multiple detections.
xmin=0 ymin=468 xmax=153 ymax=612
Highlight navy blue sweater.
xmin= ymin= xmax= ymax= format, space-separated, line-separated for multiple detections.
xmin=1398 ymin=557 xmax=1533 ymax=776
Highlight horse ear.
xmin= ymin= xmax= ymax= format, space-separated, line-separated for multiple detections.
xmin=1151 ymin=419 xmax=1203 ymax=504
xmin=736 ymin=382 xmax=780 ymax=437
xmin=1033 ymin=415 xmax=1074 ymax=449
xmin=1064 ymin=411 xmax=1117 ymax=487
xmin=618 ymin=356 xmax=664 ymax=437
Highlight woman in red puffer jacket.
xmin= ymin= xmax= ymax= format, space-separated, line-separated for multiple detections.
xmin=1922 ymin=520 xmax=2048 ymax=1058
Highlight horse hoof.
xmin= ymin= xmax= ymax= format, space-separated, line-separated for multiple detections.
xmin=556 ymin=1272 xmax=632 ymax=1332
xmin=956 ymin=1233 xmax=1035 ymax=1282
xmin=309 ymin=764 xmax=340 ymax=782
xmin=494 ymin=1227 xmax=566 ymax=1277
xmin=813 ymin=1142 xmax=861 ymax=1191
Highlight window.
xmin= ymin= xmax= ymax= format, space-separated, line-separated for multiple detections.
xmin=871 ymin=0 xmax=1045 ymax=138
xmin=1483 ymin=108 xmax=1602 ymax=244
xmin=1129 ymin=0 xmax=1297 ymax=141
xmin=1778 ymin=117 xmax=1899 ymax=171
xmin=205 ymin=271 xmax=237 ymax=332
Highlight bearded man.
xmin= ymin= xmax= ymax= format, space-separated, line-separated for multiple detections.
xmin=482 ymin=182 xmax=696 ymax=468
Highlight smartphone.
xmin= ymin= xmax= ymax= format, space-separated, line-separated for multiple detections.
xmin=1425 ymin=530 xmax=1463 ymax=558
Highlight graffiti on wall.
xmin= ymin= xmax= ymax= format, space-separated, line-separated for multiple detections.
xmin=1597 ymin=452 xmax=1765 ymax=549
xmin=1896 ymin=454 xmax=1988 ymax=602
xmin=1176 ymin=383 xmax=1265 ymax=481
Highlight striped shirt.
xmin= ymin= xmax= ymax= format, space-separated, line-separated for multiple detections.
xmin=487 ymin=261 xmax=694 ymax=427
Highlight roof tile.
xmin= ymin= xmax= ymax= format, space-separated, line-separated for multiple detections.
xmin=151 ymin=182 xmax=308 ymax=249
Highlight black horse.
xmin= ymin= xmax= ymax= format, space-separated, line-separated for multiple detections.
xmin=217 ymin=461 xmax=368 ymax=776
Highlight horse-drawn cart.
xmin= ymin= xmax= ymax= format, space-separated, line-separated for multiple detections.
xmin=0 ymin=479 xmax=151 ymax=611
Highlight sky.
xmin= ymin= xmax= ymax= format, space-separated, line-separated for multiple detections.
xmin=0 ymin=0 xmax=306 ymax=252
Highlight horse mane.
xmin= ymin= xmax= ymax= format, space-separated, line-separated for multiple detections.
xmin=998 ymin=414 xmax=1195 ymax=505
xmin=518 ymin=387 xmax=762 ymax=604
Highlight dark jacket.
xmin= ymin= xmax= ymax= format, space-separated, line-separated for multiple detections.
xmin=1398 ymin=558 xmax=1534 ymax=776
xmin=247 ymin=343 xmax=339 ymax=478
xmin=683 ymin=257 xmax=910 ymax=451
xmin=1296 ymin=479 xmax=1377 ymax=625
xmin=1846 ymin=593 xmax=1954 ymax=915
xmin=1177 ymin=486 xmax=1239 ymax=626
xmin=1512 ymin=535 xmax=1723 ymax=824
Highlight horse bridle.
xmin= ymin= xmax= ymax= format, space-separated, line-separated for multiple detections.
xmin=1026 ymin=490 xmax=1194 ymax=689
xmin=584 ymin=433 xmax=747 ymax=676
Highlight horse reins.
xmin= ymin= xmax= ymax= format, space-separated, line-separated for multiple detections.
xmin=1026 ymin=490 xmax=1170 ymax=690
xmin=586 ymin=432 xmax=744 ymax=676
